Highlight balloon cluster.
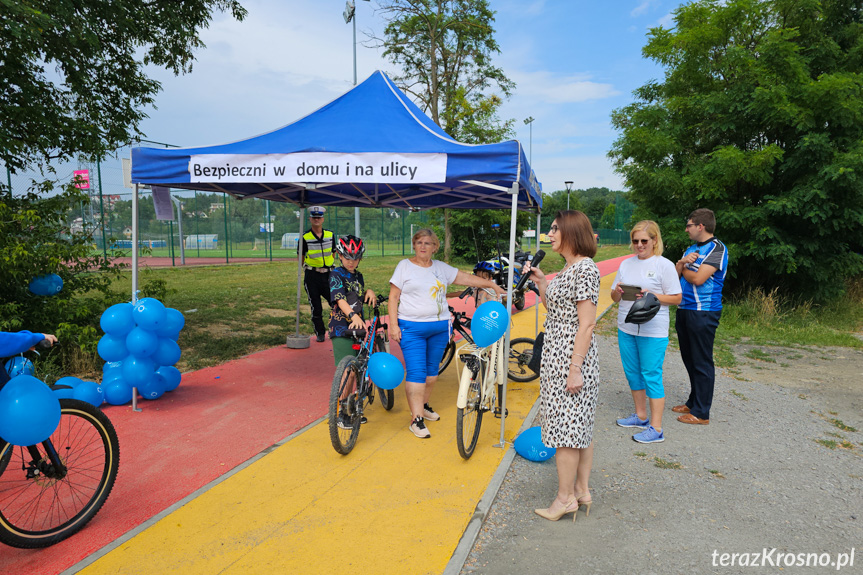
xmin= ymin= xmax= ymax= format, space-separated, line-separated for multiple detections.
xmin=513 ymin=426 xmax=556 ymax=462
xmin=28 ymin=274 xmax=64 ymax=296
xmin=97 ymin=298 xmax=184 ymax=405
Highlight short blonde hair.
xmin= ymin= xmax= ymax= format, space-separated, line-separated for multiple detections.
xmin=630 ymin=220 xmax=664 ymax=256
xmin=412 ymin=228 xmax=440 ymax=252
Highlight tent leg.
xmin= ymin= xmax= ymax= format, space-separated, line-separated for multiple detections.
xmin=495 ymin=184 xmax=519 ymax=449
xmin=535 ymin=211 xmax=541 ymax=336
xmin=131 ymin=183 xmax=142 ymax=412
xmin=287 ymin=206 xmax=311 ymax=349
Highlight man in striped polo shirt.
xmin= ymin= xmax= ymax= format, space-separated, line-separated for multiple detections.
xmin=673 ymin=208 xmax=728 ymax=425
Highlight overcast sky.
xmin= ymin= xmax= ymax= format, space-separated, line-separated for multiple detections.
xmin=131 ymin=0 xmax=678 ymax=195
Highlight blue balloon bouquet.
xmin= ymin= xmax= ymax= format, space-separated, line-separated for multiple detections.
xmin=97 ymin=297 xmax=185 ymax=405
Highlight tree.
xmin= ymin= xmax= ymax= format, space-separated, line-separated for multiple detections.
xmin=600 ymin=204 xmax=616 ymax=229
xmin=1 ymin=0 xmax=247 ymax=373
xmin=377 ymin=0 xmax=515 ymax=261
xmin=1 ymin=0 xmax=247 ymax=173
xmin=610 ymin=0 xmax=863 ymax=301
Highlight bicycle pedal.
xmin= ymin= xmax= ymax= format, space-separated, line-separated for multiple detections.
xmin=493 ymin=407 xmax=509 ymax=419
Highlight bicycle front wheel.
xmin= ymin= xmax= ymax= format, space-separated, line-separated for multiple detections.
xmin=329 ymin=356 xmax=362 ymax=455
xmin=438 ymin=340 xmax=456 ymax=374
xmin=373 ymin=336 xmax=394 ymax=411
xmin=456 ymin=361 xmax=485 ymax=460
xmin=508 ymin=337 xmax=539 ymax=382
xmin=0 ymin=398 xmax=119 ymax=549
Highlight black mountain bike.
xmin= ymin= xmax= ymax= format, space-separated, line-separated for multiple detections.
xmin=0 ymin=341 xmax=120 ymax=548
xmin=328 ymin=295 xmax=393 ymax=455
xmin=438 ymin=290 xmax=539 ymax=383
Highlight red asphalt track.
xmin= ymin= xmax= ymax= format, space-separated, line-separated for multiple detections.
xmin=0 ymin=254 xmax=630 ymax=574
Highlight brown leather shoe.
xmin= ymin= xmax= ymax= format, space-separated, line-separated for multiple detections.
xmin=677 ymin=413 xmax=709 ymax=425
xmin=672 ymin=404 xmax=690 ymax=414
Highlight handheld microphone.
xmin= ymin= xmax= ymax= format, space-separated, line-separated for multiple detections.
xmin=515 ymin=249 xmax=545 ymax=292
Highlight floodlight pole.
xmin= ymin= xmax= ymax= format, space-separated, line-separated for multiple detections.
xmin=565 ymin=180 xmax=574 ymax=211
xmin=523 ymin=117 xmax=535 ymax=165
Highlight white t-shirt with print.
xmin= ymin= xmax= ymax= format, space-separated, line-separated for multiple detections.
xmin=390 ymin=259 xmax=459 ymax=322
xmin=611 ymin=255 xmax=681 ymax=338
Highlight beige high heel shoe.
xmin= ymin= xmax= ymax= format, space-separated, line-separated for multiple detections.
xmin=573 ymin=493 xmax=592 ymax=522
xmin=534 ymin=498 xmax=578 ymax=521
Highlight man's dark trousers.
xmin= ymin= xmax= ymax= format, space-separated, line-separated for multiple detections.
xmin=304 ymin=269 xmax=331 ymax=337
xmin=675 ymin=309 xmax=722 ymax=420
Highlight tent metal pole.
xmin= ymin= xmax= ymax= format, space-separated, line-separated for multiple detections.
xmin=132 ymin=183 xmax=139 ymax=303
xmin=536 ymin=211 xmax=541 ymax=335
xmin=495 ymin=183 xmax=520 ymax=449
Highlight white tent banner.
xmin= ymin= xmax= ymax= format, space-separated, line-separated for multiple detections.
xmin=188 ymin=152 xmax=447 ymax=184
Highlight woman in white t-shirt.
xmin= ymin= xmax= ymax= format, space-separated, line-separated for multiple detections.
xmin=610 ymin=221 xmax=682 ymax=444
xmin=389 ymin=229 xmax=504 ymax=439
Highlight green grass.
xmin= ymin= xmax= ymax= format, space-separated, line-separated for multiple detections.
xmin=729 ymin=389 xmax=749 ymax=401
xmin=634 ymin=451 xmax=647 ymax=457
xmin=816 ymin=439 xmax=838 ymax=450
xmin=654 ymin=457 xmax=683 ymax=469
xmin=744 ymin=348 xmax=777 ymax=363
xmin=830 ymin=419 xmax=858 ymax=433
xmin=708 ymin=469 xmax=725 ymax=478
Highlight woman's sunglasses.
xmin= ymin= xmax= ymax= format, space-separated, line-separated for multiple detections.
xmin=631 ymin=238 xmax=651 ymax=245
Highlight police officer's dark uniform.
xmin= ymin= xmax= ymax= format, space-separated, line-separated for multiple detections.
xmin=298 ymin=206 xmax=335 ymax=342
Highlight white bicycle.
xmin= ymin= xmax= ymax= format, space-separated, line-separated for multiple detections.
xmin=454 ymin=321 xmax=509 ymax=460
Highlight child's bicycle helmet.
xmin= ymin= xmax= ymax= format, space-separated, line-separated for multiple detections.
xmin=335 ymin=235 xmax=365 ymax=260
xmin=473 ymin=260 xmax=499 ymax=275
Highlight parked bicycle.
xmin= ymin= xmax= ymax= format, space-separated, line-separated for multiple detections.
xmin=328 ymin=295 xmax=393 ymax=455
xmin=438 ymin=289 xmax=539 ymax=383
xmin=454 ymin=302 xmax=510 ymax=460
xmin=0 ymin=340 xmax=120 ymax=548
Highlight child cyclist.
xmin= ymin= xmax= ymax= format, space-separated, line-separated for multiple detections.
xmin=472 ymin=261 xmax=501 ymax=308
xmin=328 ymin=235 xmax=376 ymax=429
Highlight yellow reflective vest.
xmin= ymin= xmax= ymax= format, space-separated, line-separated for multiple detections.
xmin=302 ymin=229 xmax=334 ymax=268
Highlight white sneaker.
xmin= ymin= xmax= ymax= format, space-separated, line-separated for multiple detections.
xmin=423 ymin=403 xmax=440 ymax=421
xmin=410 ymin=416 xmax=430 ymax=439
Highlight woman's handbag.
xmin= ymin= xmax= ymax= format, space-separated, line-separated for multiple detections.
xmin=528 ymin=331 xmax=544 ymax=374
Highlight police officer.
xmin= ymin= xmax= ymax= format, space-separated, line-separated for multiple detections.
xmin=298 ymin=206 xmax=335 ymax=342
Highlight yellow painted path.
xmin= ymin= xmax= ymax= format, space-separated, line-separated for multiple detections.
xmin=81 ymin=272 xmax=617 ymax=575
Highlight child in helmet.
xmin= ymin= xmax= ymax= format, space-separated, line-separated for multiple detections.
xmin=329 ymin=235 xmax=376 ymax=429
xmin=472 ymin=261 xmax=501 ymax=307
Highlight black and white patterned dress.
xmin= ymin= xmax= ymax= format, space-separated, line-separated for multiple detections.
xmin=540 ymin=258 xmax=601 ymax=449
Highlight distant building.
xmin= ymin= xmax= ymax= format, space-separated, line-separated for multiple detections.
xmin=209 ymin=203 xmax=224 ymax=213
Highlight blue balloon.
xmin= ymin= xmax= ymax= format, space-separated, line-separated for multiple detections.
xmin=72 ymin=381 xmax=104 ymax=406
xmin=132 ymin=298 xmax=167 ymax=331
xmin=5 ymin=356 xmax=34 ymax=378
xmin=103 ymin=378 xmax=133 ymax=405
xmin=102 ymin=361 xmax=124 ymax=381
xmin=471 ymin=300 xmax=509 ymax=347
xmin=28 ymin=274 xmax=63 ymax=296
xmin=100 ymin=303 xmax=135 ymax=336
xmin=513 ymin=426 xmax=556 ymax=462
xmin=367 ymin=352 xmax=405 ymax=390
xmin=156 ymin=308 xmax=185 ymax=338
xmin=55 ymin=376 xmax=83 ymax=388
xmin=122 ymin=355 xmax=156 ymax=386
xmin=52 ymin=385 xmax=76 ymax=399
xmin=137 ymin=375 xmax=166 ymax=400
xmin=0 ymin=375 xmax=62 ymax=446
xmin=157 ymin=366 xmax=182 ymax=392
xmin=97 ymin=334 xmax=129 ymax=362
xmin=126 ymin=327 xmax=158 ymax=357
xmin=151 ymin=338 xmax=181 ymax=366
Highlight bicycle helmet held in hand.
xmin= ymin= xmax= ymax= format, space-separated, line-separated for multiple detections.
xmin=336 ymin=235 xmax=365 ymax=260
xmin=624 ymin=292 xmax=661 ymax=325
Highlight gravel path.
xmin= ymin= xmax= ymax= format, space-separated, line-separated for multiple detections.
xmin=460 ymin=334 xmax=863 ymax=574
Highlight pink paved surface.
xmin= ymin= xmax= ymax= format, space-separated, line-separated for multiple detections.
xmin=0 ymin=254 xmax=631 ymax=574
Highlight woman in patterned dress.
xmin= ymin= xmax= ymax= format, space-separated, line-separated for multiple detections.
xmin=524 ymin=210 xmax=600 ymax=521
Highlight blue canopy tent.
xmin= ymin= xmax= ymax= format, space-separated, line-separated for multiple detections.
xmin=131 ymin=70 xmax=542 ymax=442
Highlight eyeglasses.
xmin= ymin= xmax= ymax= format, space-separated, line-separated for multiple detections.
xmin=549 ymin=225 xmax=559 ymax=234
xmin=631 ymin=238 xmax=651 ymax=245
xmin=685 ymin=223 xmax=699 ymax=229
